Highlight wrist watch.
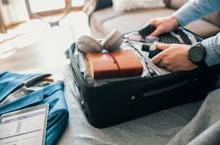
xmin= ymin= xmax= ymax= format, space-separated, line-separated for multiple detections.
xmin=188 ymin=43 xmax=207 ymax=67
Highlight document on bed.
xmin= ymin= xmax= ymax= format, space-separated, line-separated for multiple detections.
xmin=0 ymin=104 xmax=48 ymax=145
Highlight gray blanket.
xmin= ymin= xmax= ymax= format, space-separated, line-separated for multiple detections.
xmin=168 ymin=89 xmax=220 ymax=145
xmin=58 ymin=66 xmax=220 ymax=145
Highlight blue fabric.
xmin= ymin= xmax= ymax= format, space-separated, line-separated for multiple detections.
xmin=174 ymin=0 xmax=220 ymax=26
xmin=173 ymin=0 xmax=220 ymax=67
xmin=0 ymin=72 xmax=69 ymax=145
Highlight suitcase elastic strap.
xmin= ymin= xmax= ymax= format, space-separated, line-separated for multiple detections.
xmin=108 ymin=53 xmax=121 ymax=74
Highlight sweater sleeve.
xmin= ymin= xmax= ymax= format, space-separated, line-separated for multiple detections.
xmin=201 ymin=32 xmax=220 ymax=66
xmin=173 ymin=0 xmax=220 ymax=26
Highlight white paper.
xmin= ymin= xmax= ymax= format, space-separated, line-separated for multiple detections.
xmin=0 ymin=105 xmax=48 ymax=145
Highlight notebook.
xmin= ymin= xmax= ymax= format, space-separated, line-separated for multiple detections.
xmin=86 ymin=50 xmax=143 ymax=79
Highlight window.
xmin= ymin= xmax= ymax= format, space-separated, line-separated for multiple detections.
xmin=0 ymin=5 xmax=6 ymax=33
xmin=29 ymin=0 xmax=66 ymax=13
xmin=25 ymin=0 xmax=84 ymax=18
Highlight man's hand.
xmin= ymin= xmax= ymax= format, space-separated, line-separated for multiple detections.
xmin=152 ymin=43 xmax=198 ymax=72
xmin=149 ymin=16 xmax=179 ymax=36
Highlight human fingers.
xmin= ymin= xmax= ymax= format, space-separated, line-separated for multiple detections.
xmin=151 ymin=51 xmax=166 ymax=65
xmin=150 ymin=27 xmax=163 ymax=37
xmin=155 ymin=43 xmax=172 ymax=51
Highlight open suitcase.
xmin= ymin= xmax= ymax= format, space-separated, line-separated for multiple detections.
xmin=66 ymin=27 xmax=219 ymax=128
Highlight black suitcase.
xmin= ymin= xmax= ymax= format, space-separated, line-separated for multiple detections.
xmin=66 ymin=27 xmax=218 ymax=128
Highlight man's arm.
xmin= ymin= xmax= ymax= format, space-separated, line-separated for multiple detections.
xmin=149 ymin=0 xmax=220 ymax=71
xmin=175 ymin=0 xmax=220 ymax=67
xmin=149 ymin=0 xmax=220 ymax=36
xmin=174 ymin=0 xmax=220 ymax=26
xmin=151 ymin=32 xmax=220 ymax=71
xmin=202 ymin=32 xmax=220 ymax=66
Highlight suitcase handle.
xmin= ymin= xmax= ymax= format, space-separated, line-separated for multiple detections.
xmin=141 ymin=79 xmax=191 ymax=98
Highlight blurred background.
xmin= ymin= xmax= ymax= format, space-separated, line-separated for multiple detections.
xmin=0 ymin=0 xmax=89 ymax=75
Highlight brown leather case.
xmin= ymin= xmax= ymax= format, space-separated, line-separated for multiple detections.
xmin=86 ymin=50 xmax=143 ymax=79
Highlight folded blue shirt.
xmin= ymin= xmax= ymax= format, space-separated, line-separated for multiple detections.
xmin=0 ymin=72 xmax=69 ymax=145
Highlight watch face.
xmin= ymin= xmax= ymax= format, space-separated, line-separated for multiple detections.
xmin=189 ymin=45 xmax=205 ymax=64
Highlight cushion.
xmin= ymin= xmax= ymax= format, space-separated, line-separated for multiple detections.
xmin=112 ymin=0 xmax=165 ymax=12
xmin=204 ymin=11 xmax=220 ymax=27
xmin=90 ymin=5 xmax=220 ymax=38
xmin=101 ymin=8 xmax=175 ymax=35
xmin=185 ymin=19 xmax=220 ymax=38
xmin=90 ymin=8 xmax=123 ymax=36
xmin=169 ymin=0 xmax=188 ymax=10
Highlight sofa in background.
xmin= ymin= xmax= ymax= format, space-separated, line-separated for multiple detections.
xmin=84 ymin=0 xmax=220 ymax=38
